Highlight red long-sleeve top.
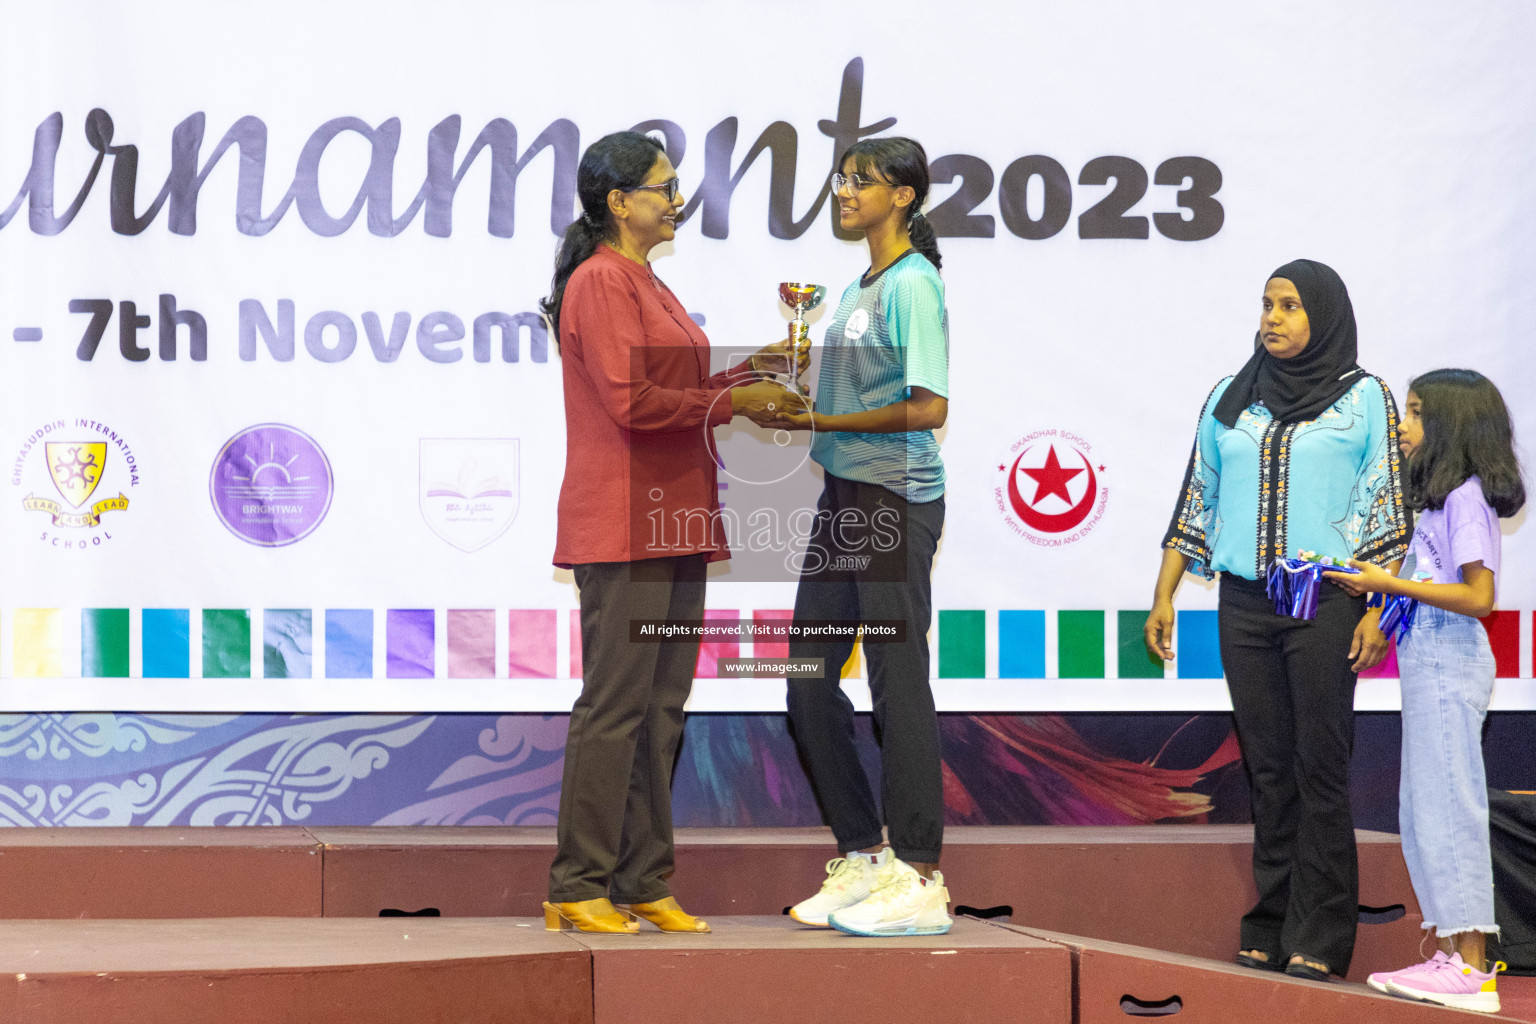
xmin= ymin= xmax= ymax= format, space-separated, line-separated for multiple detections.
xmin=553 ymin=246 xmax=747 ymax=567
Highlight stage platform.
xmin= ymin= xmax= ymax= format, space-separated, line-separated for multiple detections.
xmin=0 ymin=918 xmax=588 ymax=1024
xmin=0 ymin=915 xmax=1528 ymax=1023
xmin=0 ymin=824 xmax=1427 ymax=983
xmin=1 ymin=825 xmax=1530 ymax=1021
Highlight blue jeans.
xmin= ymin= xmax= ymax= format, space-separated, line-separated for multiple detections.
xmin=1398 ymin=606 xmax=1499 ymax=937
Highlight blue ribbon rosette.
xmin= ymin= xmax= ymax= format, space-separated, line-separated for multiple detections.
xmin=1373 ymin=591 xmax=1419 ymax=642
xmin=1266 ymin=554 xmax=1357 ymax=620
xmin=1266 ymin=551 xmax=1418 ymax=638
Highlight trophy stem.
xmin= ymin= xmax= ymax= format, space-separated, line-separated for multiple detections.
xmin=778 ymin=282 xmax=823 ymax=398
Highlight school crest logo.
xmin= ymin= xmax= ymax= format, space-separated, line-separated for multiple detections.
xmin=419 ymin=439 xmax=519 ymax=552
xmin=47 ymin=442 xmax=106 ymax=507
xmin=994 ymin=429 xmax=1109 ymax=547
xmin=13 ymin=418 xmax=139 ymax=546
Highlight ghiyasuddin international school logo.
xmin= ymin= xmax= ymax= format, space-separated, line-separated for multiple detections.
xmin=13 ymin=418 xmax=138 ymax=549
xmin=995 ymin=429 xmax=1109 ymax=547
xmin=419 ymin=439 xmax=519 ymax=552
xmin=210 ymin=424 xmax=334 ymax=546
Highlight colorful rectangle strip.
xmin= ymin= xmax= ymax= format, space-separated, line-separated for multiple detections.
xmin=21 ymin=605 xmax=1529 ymax=689
xmin=325 ymin=609 xmax=373 ymax=679
xmin=1484 ymin=610 xmax=1521 ymax=678
xmin=841 ymin=639 xmax=862 ymax=679
xmin=387 ymin=609 xmax=435 ymax=678
xmin=448 ymin=609 xmax=495 ymax=678
xmin=1360 ymin=640 xmax=1400 ymax=680
xmin=13 ymin=608 xmax=62 ymax=677
xmin=507 ymin=609 xmax=556 ymax=678
xmin=1117 ymin=610 xmax=1162 ymax=679
xmin=939 ymin=610 xmax=985 ymax=679
xmin=752 ymin=610 xmax=793 ymax=660
xmin=1058 ymin=610 xmax=1104 ymax=679
xmin=264 ymin=609 xmax=313 ymax=679
xmin=999 ymin=610 xmax=1045 ymax=679
xmin=82 ymin=608 xmax=130 ymax=678
xmin=1176 ymin=610 xmax=1222 ymax=679
xmin=696 ymin=609 xmax=740 ymax=678
xmin=203 ymin=609 xmax=251 ymax=678
xmin=142 ymin=608 xmax=190 ymax=678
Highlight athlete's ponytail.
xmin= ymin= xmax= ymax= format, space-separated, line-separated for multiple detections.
xmin=906 ymin=208 xmax=941 ymax=271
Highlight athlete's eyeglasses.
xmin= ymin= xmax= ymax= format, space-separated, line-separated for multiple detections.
xmin=831 ymin=172 xmax=896 ymax=195
xmin=625 ymin=177 xmax=682 ymax=202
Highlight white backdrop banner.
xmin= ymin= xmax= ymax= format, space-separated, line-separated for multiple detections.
xmin=2 ymin=1 xmax=1533 ymax=711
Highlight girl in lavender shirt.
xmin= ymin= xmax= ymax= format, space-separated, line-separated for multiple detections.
xmin=1327 ymin=369 xmax=1525 ymax=1013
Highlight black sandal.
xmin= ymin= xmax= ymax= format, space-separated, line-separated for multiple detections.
xmin=1283 ymin=956 xmax=1331 ymax=981
xmin=1236 ymin=949 xmax=1283 ymax=972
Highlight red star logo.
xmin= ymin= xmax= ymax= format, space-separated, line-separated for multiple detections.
xmin=1022 ymin=445 xmax=1082 ymax=505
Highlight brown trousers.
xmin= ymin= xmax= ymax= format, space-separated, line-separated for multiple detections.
xmin=548 ymin=554 xmax=706 ymax=903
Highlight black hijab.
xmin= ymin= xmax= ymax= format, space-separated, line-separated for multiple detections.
xmin=1212 ymin=258 xmax=1365 ymax=428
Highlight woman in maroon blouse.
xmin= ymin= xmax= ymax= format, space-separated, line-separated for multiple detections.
xmin=540 ymin=131 xmax=786 ymax=934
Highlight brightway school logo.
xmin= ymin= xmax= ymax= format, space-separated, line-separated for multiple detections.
xmin=995 ymin=429 xmax=1109 ymax=547
xmin=209 ymin=424 xmax=334 ymax=547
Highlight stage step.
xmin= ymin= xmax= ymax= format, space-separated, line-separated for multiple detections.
xmin=0 ymin=916 xmax=1062 ymax=1024
xmin=311 ymin=824 xmax=1425 ymax=983
xmin=0 ymin=918 xmax=588 ymax=1024
xmin=0 ymin=827 xmax=320 ymax=918
xmin=571 ymin=915 xmax=1068 ymax=1024
xmin=0 ymin=825 xmax=1425 ymax=983
xmin=1000 ymin=924 xmax=1522 ymax=1022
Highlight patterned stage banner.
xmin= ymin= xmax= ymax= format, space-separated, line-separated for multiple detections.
xmin=2 ymin=1 xmax=1534 ymax=712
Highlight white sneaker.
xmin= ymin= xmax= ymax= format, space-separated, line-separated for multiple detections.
xmin=788 ymin=848 xmax=891 ymax=927
xmin=828 ymin=861 xmax=953 ymax=936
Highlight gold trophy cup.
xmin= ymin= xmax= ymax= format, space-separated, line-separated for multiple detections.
xmin=777 ymin=282 xmax=825 ymax=395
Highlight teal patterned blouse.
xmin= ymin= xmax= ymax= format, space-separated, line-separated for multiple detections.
xmin=1163 ymin=374 xmax=1410 ymax=582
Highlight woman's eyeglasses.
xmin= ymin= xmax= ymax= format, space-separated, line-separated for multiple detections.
xmin=830 ymin=172 xmax=896 ymax=195
xmin=626 ymin=177 xmax=682 ymax=202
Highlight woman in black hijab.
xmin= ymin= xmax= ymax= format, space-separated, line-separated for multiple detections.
xmin=1145 ymin=259 xmax=1410 ymax=981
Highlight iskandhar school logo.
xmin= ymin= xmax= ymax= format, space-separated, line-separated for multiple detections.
xmin=995 ymin=429 xmax=1109 ymax=548
xmin=13 ymin=418 xmax=139 ymax=549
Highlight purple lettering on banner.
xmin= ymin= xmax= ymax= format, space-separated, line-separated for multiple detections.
xmin=0 ymin=59 xmax=888 ymax=242
xmin=363 ymin=311 xmax=411 ymax=362
xmin=416 ymin=312 xmax=465 ymax=363
xmin=685 ymin=56 xmax=891 ymax=241
xmin=209 ymin=424 xmax=334 ymax=546
xmin=387 ymin=609 xmax=436 ymax=678
xmin=472 ymin=312 xmax=546 ymax=363
xmin=0 ymin=111 xmax=109 ymax=234
xmin=238 ymin=300 xmax=295 ymax=361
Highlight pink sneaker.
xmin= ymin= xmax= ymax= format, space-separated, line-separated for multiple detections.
xmin=1366 ymin=951 xmax=1449 ymax=994
xmin=1382 ymin=953 xmax=1503 ymax=1013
